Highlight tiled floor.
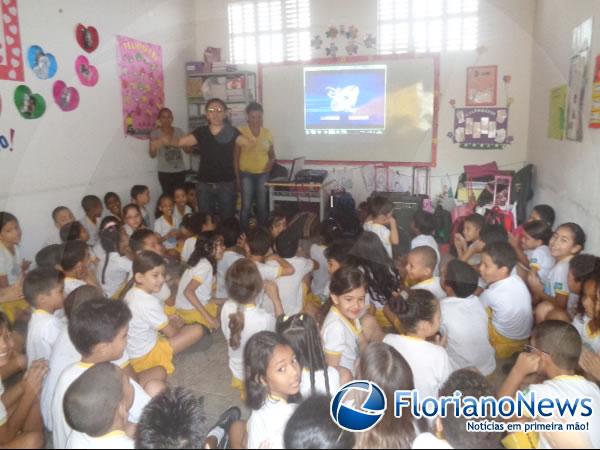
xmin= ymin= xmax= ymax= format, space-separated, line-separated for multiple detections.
xmin=170 ymin=331 xmax=250 ymax=429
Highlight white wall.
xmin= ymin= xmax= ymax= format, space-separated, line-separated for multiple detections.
xmin=528 ymin=0 xmax=600 ymax=252
xmin=195 ymin=0 xmax=535 ymax=202
xmin=0 ymin=0 xmax=196 ymax=258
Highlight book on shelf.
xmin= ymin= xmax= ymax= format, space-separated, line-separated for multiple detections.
xmin=187 ymin=78 xmax=203 ymax=97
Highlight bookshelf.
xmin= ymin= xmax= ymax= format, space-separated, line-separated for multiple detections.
xmin=185 ymin=65 xmax=257 ymax=131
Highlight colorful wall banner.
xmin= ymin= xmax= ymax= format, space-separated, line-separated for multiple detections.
xmin=116 ymin=36 xmax=164 ymax=139
xmin=589 ymin=55 xmax=600 ymax=128
xmin=548 ymin=85 xmax=567 ymax=139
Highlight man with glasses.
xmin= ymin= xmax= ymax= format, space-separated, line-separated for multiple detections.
xmin=171 ymin=98 xmax=254 ymax=220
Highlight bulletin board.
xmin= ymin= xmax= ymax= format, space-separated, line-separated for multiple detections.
xmin=258 ymin=54 xmax=440 ymax=166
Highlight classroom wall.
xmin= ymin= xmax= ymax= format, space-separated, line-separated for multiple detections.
xmin=0 ymin=0 xmax=196 ymax=258
xmin=528 ymin=0 xmax=600 ymax=252
xmin=194 ymin=0 xmax=536 ymax=203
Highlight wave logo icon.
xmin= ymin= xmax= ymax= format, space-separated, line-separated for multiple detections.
xmin=330 ymin=381 xmax=387 ymax=432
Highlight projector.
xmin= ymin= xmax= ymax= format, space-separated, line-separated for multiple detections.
xmin=294 ymin=169 xmax=328 ymax=183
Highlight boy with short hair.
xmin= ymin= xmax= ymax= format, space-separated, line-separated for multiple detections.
xmin=480 ymin=242 xmax=533 ymax=358
xmin=406 ymin=246 xmax=446 ymax=300
xmin=81 ymin=195 xmax=104 ymax=247
xmin=499 ymin=321 xmax=600 ymax=448
xmin=364 ymin=195 xmax=399 ymax=259
xmin=60 ymin=240 xmax=93 ymax=296
xmin=275 ymin=231 xmax=316 ymax=315
xmin=131 ymin=185 xmax=152 ymax=228
xmin=441 ymin=260 xmax=495 ymax=376
xmin=51 ymin=297 xmax=153 ymax=449
xmin=46 ymin=206 xmax=75 ymax=246
xmin=410 ymin=210 xmax=440 ymax=276
xmin=23 ymin=267 xmax=65 ymax=367
xmin=64 ymin=362 xmax=135 ymax=449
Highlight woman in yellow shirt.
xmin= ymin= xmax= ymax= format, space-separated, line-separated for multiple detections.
xmin=235 ymin=102 xmax=276 ymax=231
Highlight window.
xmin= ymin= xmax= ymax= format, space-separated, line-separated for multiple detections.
xmin=378 ymin=0 xmax=478 ymax=54
xmin=228 ymin=0 xmax=311 ymax=64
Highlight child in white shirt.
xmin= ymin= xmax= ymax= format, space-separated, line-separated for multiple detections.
xmin=406 ymin=246 xmax=446 ymax=300
xmin=410 ymin=210 xmax=440 ymax=276
xmin=453 ymin=213 xmax=485 ymax=267
xmin=275 ymin=232 xmax=316 ymax=315
xmin=383 ymin=289 xmax=451 ymax=399
xmin=245 ymin=331 xmax=300 ymax=449
xmin=154 ymin=194 xmax=180 ymax=251
xmin=123 ymin=204 xmax=145 ymax=237
xmin=363 ymin=194 xmax=399 ymax=259
xmin=131 ymin=185 xmax=152 ymax=228
xmin=23 ymin=268 xmax=65 ymax=367
xmin=46 ymin=206 xmax=75 ymax=246
xmin=213 ymin=217 xmax=243 ymax=299
xmin=80 ymin=195 xmax=104 ymax=247
xmin=572 ymin=274 xmax=600 ymax=354
xmin=173 ymin=187 xmax=193 ymax=224
xmin=96 ymin=218 xmax=132 ymax=298
xmin=175 ymin=232 xmax=224 ymax=330
xmin=63 ymin=363 xmax=135 ymax=449
xmin=440 ymin=260 xmax=495 ymax=376
xmin=509 ymin=219 xmax=554 ymax=283
xmin=180 ymin=213 xmax=215 ymax=262
xmin=221 ymin=259 xmax=282 ymax=398
xmin=60 ymin=240 xmax=93 ymax=296
xmin=480 ymin=242 xmax=533 ymax=359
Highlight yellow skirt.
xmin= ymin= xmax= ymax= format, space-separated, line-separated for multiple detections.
xmin=130 ymin=338 xmax=175 ymax=375
xmin=375 ymin=308 xmax=394 ymax=331
xmin=1 ymin=298 xmax=30 ymax=323
xmin=303 ymin=290 xmax=324 ymax=311
xmin=488 ymin=322 xmax=528 ymax=359
xmin=176 ymin=302 xmax=219 ymax=329
xmin=164 ymin=305 xmax=177 ymax=316
xmin=231 ymin=376 xmax=247 ymax=401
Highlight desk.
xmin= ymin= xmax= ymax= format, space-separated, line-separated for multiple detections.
xmin=266 ymin=181 xmax=333 ymax=221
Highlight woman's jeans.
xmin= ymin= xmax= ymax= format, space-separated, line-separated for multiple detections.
xmin=240 ymin=172 xmax=269 ymax=231
xmin=196 ymin=181 xmax=236 ymax=221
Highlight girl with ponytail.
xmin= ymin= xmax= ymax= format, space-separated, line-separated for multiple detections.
xmin=220 ymin=258 xmax=283 ymax=399
xmin=96 ymin=216 xmax=132 ymax=299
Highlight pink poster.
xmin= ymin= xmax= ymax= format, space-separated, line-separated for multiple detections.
xmin=116 ymin=36 xmax=164 ymax=139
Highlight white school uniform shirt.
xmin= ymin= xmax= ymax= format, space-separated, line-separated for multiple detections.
xmin=124 ymin=287 xmax=169 ymax=359
xmin=181 ymin=236 xmax=197 ymax=263
xmin=440 ymin=295 xmax=496 ymax=376
xmin=45 ymin=228 xmax=62 ymax=246
xmin=300 ymin=367 xmax=341 ymax=398
xmin=220 ymin=301 xmax=276 ymax=380
xmin=0 ymin=379 xmax=6 ymax=427
xmin=526 ymin=375 xmax=600 ymax=449
xmin=467 ymin=242 xmax=482 ymax=266
xmin=64 ymin=277 xmax=87 ymax=297
xmin=0 ymin=242 xmax=22 ymax=285
xmin=154 ymin=215 xmax=180 ymax=250
xmin=412 ymin=432 xmax=453 ymax=449
xmin=322 ymin=307 xmax=362 ymax=375
xmin=310 ymin=244 xmax=329 ymax=297
xmin=255 ymin=260 xmax=282 ymax=314
xmin=81 ymin=215 xmax=100 ymax=247
xmin=572 ymin=315 xmax=600 ymax=353
xmin=173 ymin=204 xmax=192 ymax=224
xmin=526 ymin=245 xmax=555 ymax=285
xmin=97 ymin=252 xmax=132 ymax=298
xmin=52 ymin=362 xmax=150 ymax=449
xmin=175 ymin=258 xmax=213 ymax=310
xmin=41 ymin=327 xmax=131 ymax=431
xmin=383 ymin=334 xmax=451 ymax=399
xmin=544 ymin=257 xmax=580 ymax=316
xmin=140 ymin=206 xmax=152 ymax=229
xmin=216 ymin=250 xmax=244 ymax=299
xmin=66 ymin=430 xmax=134 ymax=449
xmin=364 ymin=221 xmax=393 ymax=258
xmin=276 ymin=257 xmax=314 ymax=315
xmin=247 ymin=396 xmax=297 ymax=450
xmin=480 ymin=274 xmax=533 ymax=341
xmin=411 ymin=234 xmax=441 ymax=276
xmin=411 ymin=277 xmax=447 ymax=301
xmin=26 ymin=309 xmax=63 ymax=367
xmin=123 ymin=224 xmax=136 ymax=237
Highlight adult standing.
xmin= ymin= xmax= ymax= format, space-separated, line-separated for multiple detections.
xmin=149 ymin=108 xmax=190 ymax=196
xmin=235 ymin=102 xmax=275 ymax=231
xmin=172 ymin=98 xmax=252 ymax=221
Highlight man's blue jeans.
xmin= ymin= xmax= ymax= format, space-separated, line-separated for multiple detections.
xmin=240 ymin=172 xmax=269 ymax=231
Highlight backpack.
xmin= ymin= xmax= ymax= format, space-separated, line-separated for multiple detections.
xmin=484 ymin=206 xmax=515 ymax=233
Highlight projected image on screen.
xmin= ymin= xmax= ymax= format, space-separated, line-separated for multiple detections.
xmin=304 ymin=65 xmax=387 ymax=135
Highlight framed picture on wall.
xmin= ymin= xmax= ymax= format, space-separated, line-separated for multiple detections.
xmin=466 ymin=66 xmax=497 ymax=106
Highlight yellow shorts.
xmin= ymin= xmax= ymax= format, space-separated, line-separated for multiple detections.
xmin=130 ymin=338 xmax=175 ymax=375
xmin=231 ymin=376 xmax=247 ymax=401
xmin=502 ymin=431 xmax=539 ymax=449
xmin=375 ymin=308 xmax=393 ymax=331
xmin=303 ymin=291 xmax=324 ymax=311
xmin=1 ymin=298 xmax=30 ymax=323
xmin=488 ymin=321 xmax=528 ymax=359
xmin=176 ymin=302 xmax=219 ymax=329
xmin=164 ymin=305 xmax=177 ymax=316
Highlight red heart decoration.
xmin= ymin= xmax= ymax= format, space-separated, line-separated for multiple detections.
xmin=75 ymin=24 xmax=99 ymax=53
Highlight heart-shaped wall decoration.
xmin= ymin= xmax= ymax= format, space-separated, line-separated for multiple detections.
xmin=14 ymin=85 xmax=46 ymax=119
xmin=75 ymin=23 xmax=99 ymax=53
xmin=27 ymin=45 xmax=58 ymax=79
xmin=53 ymin=81 xmax=80 ymax=112
xmin=75 ymin=55 xmax=99 ymax=87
